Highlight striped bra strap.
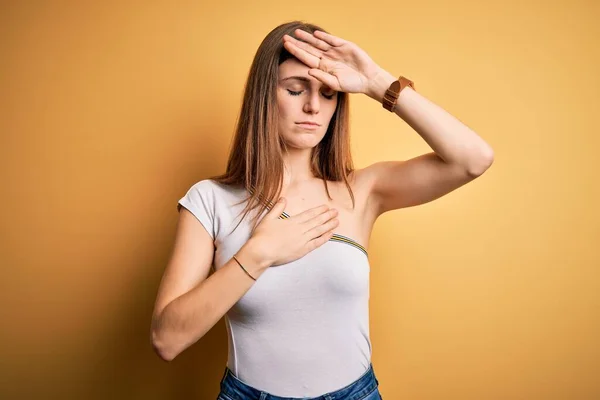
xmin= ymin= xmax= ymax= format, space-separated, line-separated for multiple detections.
xmin=248 ymin=185 xmax=368 ymax=257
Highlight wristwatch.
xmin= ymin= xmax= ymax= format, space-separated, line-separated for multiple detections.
xmin=382 ymin=76 xmax=415 ymax=112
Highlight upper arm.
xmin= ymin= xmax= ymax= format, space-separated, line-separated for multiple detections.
xmin=151 ymin=206 xmax=215 ymax=321
xmin=360 ymin=152 xmax=490 ymax=216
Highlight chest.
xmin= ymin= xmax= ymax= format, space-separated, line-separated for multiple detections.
xmin=278 ymin=182 xmax=374 ymax=252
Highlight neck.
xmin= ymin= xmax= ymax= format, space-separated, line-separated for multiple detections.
xmin=282 ymin=147 xmax=316 ymax=186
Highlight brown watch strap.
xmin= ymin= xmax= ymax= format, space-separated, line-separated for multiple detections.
xmin=382 ymin=76 xmax=415 ymax=112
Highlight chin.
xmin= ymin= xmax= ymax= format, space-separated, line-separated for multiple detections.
xmin=282 ymin=137 xmax=323 ymax=150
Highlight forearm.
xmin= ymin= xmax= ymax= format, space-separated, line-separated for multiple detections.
xmin=367 ymin=69 xmax=494 ymax=174
xmin=151 ymin=242 xmax=269 ymax=361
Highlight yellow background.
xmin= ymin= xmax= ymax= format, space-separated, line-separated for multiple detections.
xmin=1 ymin=1 xmax=598 ymax=399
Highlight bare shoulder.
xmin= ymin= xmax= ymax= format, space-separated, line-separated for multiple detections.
xmin=338 ymin=168 xmax=379 ymax=235
xmin=328 ymin=168 xmax=373 ymax=210
xmin=347 ymin=167 xmax=377 ymax=209
xmin=348 ymin=166 xmax=375 ymax=192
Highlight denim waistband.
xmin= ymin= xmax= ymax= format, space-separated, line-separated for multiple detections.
xmin=219 ymin=363 xmax=379 ymax=400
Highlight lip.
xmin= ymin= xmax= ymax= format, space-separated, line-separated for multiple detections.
xmin=295 ymin=121 xmax=321 ymax=126
xmin=296 ymin=123 xmax=320 ymax=130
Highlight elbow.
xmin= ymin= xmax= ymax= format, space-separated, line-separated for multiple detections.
xmin=151 ymin=328 xmax=178 ymax=362
xmin=466 ymin=145 xmax=494 ymax=177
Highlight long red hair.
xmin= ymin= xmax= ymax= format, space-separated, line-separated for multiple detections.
xmin=211 ymin=20 xmax=355 ymax=231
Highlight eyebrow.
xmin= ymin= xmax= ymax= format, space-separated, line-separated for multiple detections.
xmin=279 ymin=75 xmax=334 ymax=91
xmin=279 ymin=76 xmax=312 ymax=83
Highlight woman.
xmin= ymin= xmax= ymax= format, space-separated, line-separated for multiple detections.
xmin=150 ymin=20 xmax=494 ymax=400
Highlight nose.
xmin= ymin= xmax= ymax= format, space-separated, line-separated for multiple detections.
xmin=302 ymin=91 xmax=320 ymax=114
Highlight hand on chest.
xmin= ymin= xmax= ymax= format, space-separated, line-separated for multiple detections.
xmin=279 ymin=187 xmax=371 ymax=251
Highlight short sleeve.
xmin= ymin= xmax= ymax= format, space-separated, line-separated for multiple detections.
xmin=177 ymin=180 xmax=216 ymax=240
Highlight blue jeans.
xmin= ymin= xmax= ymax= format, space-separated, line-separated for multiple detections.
xmin=217 ymin=363 xmax=383 ymax=400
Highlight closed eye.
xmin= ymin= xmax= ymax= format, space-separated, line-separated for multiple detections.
xmin=287 ymin=89 xmax=335 ymax=100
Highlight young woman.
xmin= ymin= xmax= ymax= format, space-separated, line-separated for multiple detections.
xmin=151 ymin=20 xmax=494 ymax=400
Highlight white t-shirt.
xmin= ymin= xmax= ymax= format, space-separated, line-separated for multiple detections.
xmin=177 ymin=179 xmax=372 ymax=397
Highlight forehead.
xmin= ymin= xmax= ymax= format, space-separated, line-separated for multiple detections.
xmin=278 ymin=58 xmax=320 ymax=85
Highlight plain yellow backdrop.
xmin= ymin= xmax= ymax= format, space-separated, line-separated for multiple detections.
xmin=1 ymin=1 xmax=598 ymax=399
